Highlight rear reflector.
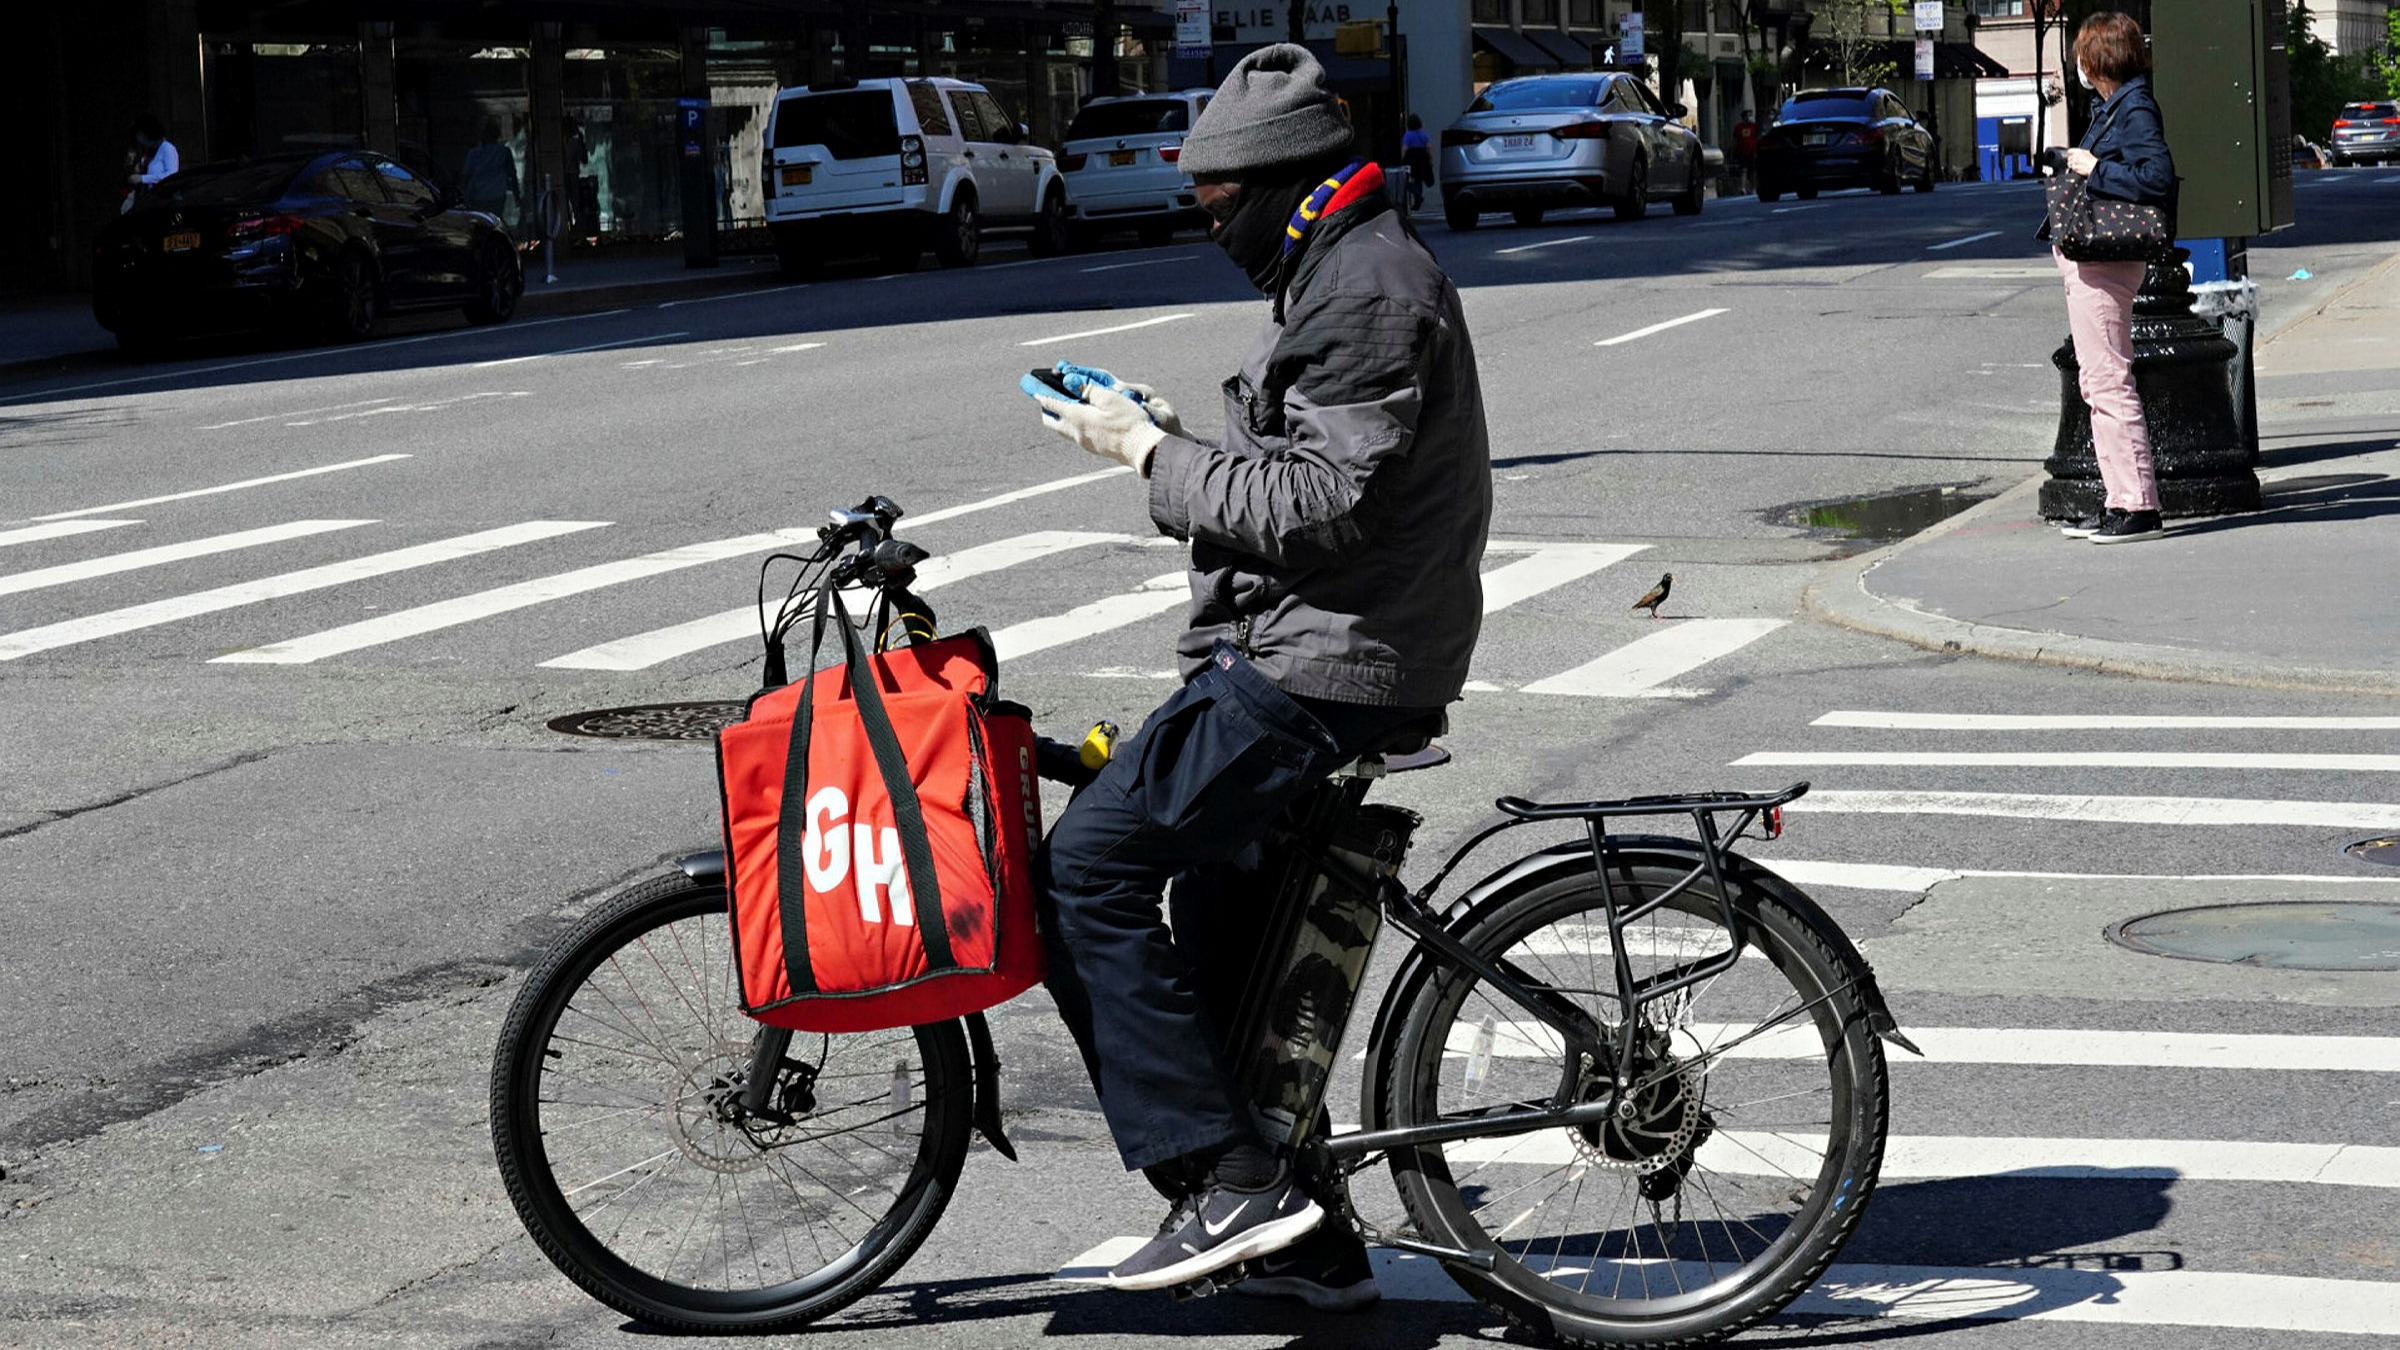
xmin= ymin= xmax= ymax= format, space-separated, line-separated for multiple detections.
xmin=1160 ymin=143 xmax=1182 ymax=164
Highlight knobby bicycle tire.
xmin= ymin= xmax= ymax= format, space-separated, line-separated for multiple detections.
xmin=490 ymin=874 xmax=973 ymax=1332
xmin=1381 ymin=857 xmax=1887 ymax=1347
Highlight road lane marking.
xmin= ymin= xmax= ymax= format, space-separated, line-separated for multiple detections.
xmin=902 ymin=466 xmax=1136 ymax=526
xmin=1926 ymin=264 xmax=2054 ymax=278
xmin=1926 ymin=229 xmax=2003 ymax=250
xmin=197 ymin=398 xmax=394 ymax=430
xmin=286 ymin=390 xmax=525 ymax=426
xmin=541 ymin=531 xmax=1134 ymax=671
xmin=768 ymin=342 xmax=825 ymax=353
xmin=473 ymin=332 xmax=689 ymax=368
xmin=1737 ymin=750 xmax=2400 ymax=772
xmin=0 ymin=520 xmax=141 ymax=549
xmin=1782 ymin=789 xmax=2400 ymax=830
xmin=1079 ymin=257 xmax=1196 ymax=273
xmin=1018 ymin=312 xmax=1196 ymax=346
xmin=1479 ymin=542 xmax=1649 ymax=613
xmin=27 ymin=455 xmax=412 ymax=522
xmin=1495 ymin=234 xmax=1596 ymax=255
xmin=1457 ymin=1021 xmax=2400 ymax=1072
xmin=0 ymin=311 xmax=618 ymax=407
xmin=655 ymin=283 xmax=809 ymax=308
xmin=0 ymin=520 xmax=373 ymax=598
xmin=1522 ymin=618 xmax=1786 ymax=697
xmin=988 ymin=572 xmax=1186 ymax=660
xmin=0 ymin=522 xmax=604 ymax=661
xmin=1759 ymin=859 xmax=2400 ymax=893
xmin=1815 ymin=711 xmax=2400 ymax=731
xmin=214 ymin=528 xmax=836 ymax=664
xmin=1595 ymin=308 xmax=1728 ymax=346
xmin=1446 ymin=1130 xmax=2400 ymax=1188
xmin=1056 ymin=1244 xmax=2400 ymax=1333
xmin=1770 ymin=204 xmax=1825 ymax=214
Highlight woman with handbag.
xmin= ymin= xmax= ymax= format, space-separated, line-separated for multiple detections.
xmin=2051 ymin=11 xmax=2177 ymax=545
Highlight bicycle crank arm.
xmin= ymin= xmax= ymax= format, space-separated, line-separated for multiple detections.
xmin=1366 ymin=1229 xmax=1501 ymax=1271
xmin=1326 ymin=1095 xmax=1618 ymax=1159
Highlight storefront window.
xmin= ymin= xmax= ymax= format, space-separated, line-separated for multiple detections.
xmin=1569 ymin=0 xmax=1604 ymax=26
xmin=1523 ymin=0 xmax=1559 ymax=25
xmin=1472 ymin=0 xmax=1510 ymax=23
xmin=395 ymin=37 xmax=531 ymax=231
xmin=203 ymin=41 xmax=363 ymax=162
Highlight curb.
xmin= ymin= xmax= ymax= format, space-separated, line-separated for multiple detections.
xmin=1801 ymin=473 xmax=2400 ymax=698
xmin=2257 ymin=242 xmax=2400 ymax=348
xmin=516 ymin=257 xmax=786 ymax=318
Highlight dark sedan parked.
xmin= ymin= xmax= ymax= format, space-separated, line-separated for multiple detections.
xmin=94 ymin=151 xmax=523 ymax=351
xmin=1756 ymin=88 xmax=1937 ymax=201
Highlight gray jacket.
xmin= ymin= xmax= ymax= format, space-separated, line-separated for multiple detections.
xmin=1147 ymin=195 xmax=1492 ymax=706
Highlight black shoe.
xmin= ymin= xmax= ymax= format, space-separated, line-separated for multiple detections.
xmin=1229 ymin=1223 xmax=1381 ymax=1312
xmin=2089 ymin=509 xmax=2164 ymax=544
xmin=1104 ymin=1169 xmax=1324 ymax=1292
xmin=2059 ymin=508 xmax=2120 ymax=539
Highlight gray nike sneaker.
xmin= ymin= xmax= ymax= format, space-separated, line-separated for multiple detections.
xmin=1230 ymin=1224 xmax=1382 ymax=1311
xmin=1103 ymin=1170 xmax=1324 ymax=1292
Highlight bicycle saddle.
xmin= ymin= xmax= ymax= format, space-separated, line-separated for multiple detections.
xmin=1355 ymin=711 xmax=1450 ymax=775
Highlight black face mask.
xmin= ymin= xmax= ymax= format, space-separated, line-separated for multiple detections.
xmin=1210 ymin=174 xmax=1319 ymax=295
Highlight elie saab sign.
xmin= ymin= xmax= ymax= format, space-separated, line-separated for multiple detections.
xmin=1212 ymin=3 xmax=1358 ymax=43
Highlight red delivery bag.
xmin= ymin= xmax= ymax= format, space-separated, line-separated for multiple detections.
xmin=717 ymin=583 xmax=1043 ymax=1032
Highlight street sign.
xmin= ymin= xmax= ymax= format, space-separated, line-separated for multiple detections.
xmin=1175 ymin=0 xmax=1210 ymax=58
xmin=1914 ymin=1 xmax=1945 ymax=34
xmin=1618 ymin=11 xmax=1645 ymax=62
xmin=678 ymin=97 xmax=706 ymax=158
xmin=1915 ymin=35 xmax=1935 ymax=79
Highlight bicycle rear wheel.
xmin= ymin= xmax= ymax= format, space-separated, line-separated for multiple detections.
xmin=1382 ymin=856 xmax=1886 ymax=1347
xmin=491 ymin=874 xmax=971 ymax=1332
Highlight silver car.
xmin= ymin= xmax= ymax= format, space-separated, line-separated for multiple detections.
xmin=1058 ymin=89 xmax=1212 ymax=247
xmin=1439 ymin=73 xmax=1706 ymax=229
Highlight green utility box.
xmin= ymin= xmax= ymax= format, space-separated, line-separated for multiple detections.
xmin=2151 ymin=0 xmax=2295 ymax=237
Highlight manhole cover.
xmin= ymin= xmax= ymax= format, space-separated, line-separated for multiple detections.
xmin=2105 ymin=902 xmax=2400 ymax=972
xmin=548 ymin=701 xmax=747 ymax=741
xmin=2347 ymin=837 xmax=2400 ymax=868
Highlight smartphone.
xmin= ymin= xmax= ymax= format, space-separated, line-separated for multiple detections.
xmin=1021 ymin=367 xmax=1077 ymax=414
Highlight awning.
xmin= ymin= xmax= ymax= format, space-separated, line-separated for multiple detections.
xmin=1525 ymin=29 xmax=1593 ymax=69
xmin=1938 ymin=42 xmax=2013 ymax=79
xmin=1473 ymin=26 xmax=1563 ymax=72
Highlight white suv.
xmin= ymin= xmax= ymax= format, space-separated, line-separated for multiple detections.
xmin=1058 ymin=90 xmax=1212 ymax=248
xmin=763 ymin=76 xmax=1068 ymax=272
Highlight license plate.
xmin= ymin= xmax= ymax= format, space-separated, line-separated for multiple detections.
xmin=1500 ymin=134 xmax=1535 ymax=150
xmin=779 ymin=165 xmax=813 ymax=187
xmin=1109 ymin=150 xmax=1137 ymax=166
xmin=1802 ymin=132 xmax=1829 ymax=146
xmin=162 ymin=231 xmax=201 ymax=252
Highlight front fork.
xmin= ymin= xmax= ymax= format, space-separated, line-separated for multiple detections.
xmin=735 ymin=1014 xmax=1018 ymax=1160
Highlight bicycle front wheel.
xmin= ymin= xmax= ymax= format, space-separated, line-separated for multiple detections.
xmin=1383 ymin=856 xmax=1887 ymax=1348
xmin=491 ymin=874 xmax=972 ymax=1332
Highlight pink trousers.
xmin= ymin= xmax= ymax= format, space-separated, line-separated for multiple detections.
xmin=2055 ymin=248 xmax=2159 ymax=511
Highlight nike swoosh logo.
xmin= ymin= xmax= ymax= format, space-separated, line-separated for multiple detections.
xmin=1202 ymin=1198 xmax=1251 ymax=1237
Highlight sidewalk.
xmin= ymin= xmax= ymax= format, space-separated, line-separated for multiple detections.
xmin=1808 ymin=249 xmax=2400 ymax=697
xmin=0 ymin=245 xmax=784 ymax=372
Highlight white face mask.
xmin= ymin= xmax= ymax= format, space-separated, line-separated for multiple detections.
xmin=2079 ymin=64 xmax=2097 ymax=90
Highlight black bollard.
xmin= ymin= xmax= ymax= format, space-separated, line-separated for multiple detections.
xmin=2040 ymin=247 xmax=2259 ymax=521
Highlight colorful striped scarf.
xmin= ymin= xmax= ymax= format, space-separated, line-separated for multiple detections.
xmin=1283 ymin=160 xmax=1387 ymax=258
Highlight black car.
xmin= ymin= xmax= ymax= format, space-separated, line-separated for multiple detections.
xmin=1756 ymin=88 xmax=1937 ymax=201
xmin=94 ymin=150 xmax=523 ymax=350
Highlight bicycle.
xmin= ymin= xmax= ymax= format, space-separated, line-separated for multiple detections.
xmin=490 ymin=496 xmax=1916 ymax=1347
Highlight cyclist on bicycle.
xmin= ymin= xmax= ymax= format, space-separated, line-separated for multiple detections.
xmin=1029 ymin=43 xmax=1492 ymax=1306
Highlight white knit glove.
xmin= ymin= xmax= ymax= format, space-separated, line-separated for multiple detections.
xmin=1038 ymin=383 xmax=1169 ymax=476
xmin=1116 ymin=381 xmax=1187 ymax=438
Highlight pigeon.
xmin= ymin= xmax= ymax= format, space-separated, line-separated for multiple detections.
xmin=1632 ymin=572 xmax=1673 ymax=620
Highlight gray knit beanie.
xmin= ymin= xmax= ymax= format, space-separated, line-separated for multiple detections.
xmin=1180 ymin=44 xmax=1357 ymax=177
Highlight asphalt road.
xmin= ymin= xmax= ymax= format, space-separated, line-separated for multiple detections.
xmin=3 ymin=175 xmax=2398 ymax=1349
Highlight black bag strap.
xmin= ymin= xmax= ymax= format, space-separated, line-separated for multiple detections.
xmin=773 ymin=578 xmax=954 ymax=994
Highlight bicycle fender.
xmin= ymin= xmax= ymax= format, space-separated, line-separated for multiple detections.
xmin=963 ymin=1012 xmax=1019 ymax=1161
xmin=675 ymin=850 xmax=727 ymax=885
xmin=1356 ymin=836 xmax=1913 ymax=1131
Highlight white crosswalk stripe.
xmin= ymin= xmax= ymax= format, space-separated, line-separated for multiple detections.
xmin=0 ymin=520 xmax=372 ymax=599
xmin=0 ymin=522 xmax=607 ymax=661
xmin=540 ymin=530 xmax=1137 ymax=672
xmin=1453 ymin=1021 xmax=2400 ymax=1072
xmin=0 ymin=520 xmax=142 ymax=550
xmin=1477 ymin=542 xmax=1649 ymax=613
xmin=1522 ymin=619 xmax=1788 ymax=697
xmin=989 ymin=572 xmax=1188 ymax=662
xmin=213 ymin=528 xmax=819 ymax=664
xmin=1738 ymin=750 xmax=2400 ymax=772
xmin=1784 ymin=789 xmax=2400 ymax=830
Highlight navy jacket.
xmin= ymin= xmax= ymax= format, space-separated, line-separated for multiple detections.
xmin=2079 ymin=74 xmax=2177 ymax=209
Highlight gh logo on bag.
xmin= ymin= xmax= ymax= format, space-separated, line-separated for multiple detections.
xmin=801 ymin=786 xmax=916 ymax=925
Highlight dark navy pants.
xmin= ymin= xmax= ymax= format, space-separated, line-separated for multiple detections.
xmin=1036 ymin=643 xmax=1431 ymax=1172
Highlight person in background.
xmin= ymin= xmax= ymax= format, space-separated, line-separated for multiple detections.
xmin=123 ymin=114 xmax=178 ymax=212
xmin=1732 ymin=111 xmax=1759 ymax=195
xmin=2051 ymin=10 xmax=2176 ymax=545
xmin=1400 ymin=112 xmax=1433 ymax=211
xmin=460 ymin=120 xmax=522 ymax=227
